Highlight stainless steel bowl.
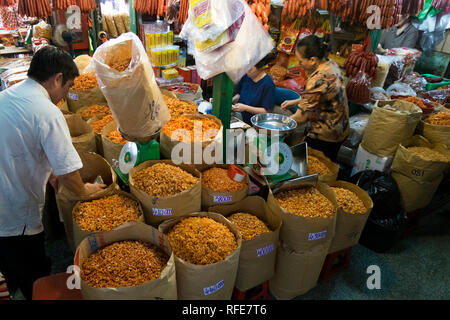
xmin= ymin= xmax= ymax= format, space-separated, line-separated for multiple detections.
xmin=250 ymin=113 xmax=297 ymax=136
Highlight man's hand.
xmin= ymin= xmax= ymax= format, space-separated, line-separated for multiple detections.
xmin=82 ymin=183 xmax=107 ymax=197
xmin=281 ymin=99 xmax=299 ymax=110
xmin=232 ymin=103 xmax=248 ymax=113
xmin=48 ymin=172 xmax=59 ymax=192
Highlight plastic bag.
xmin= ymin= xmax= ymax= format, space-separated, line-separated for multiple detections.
xmin=275 ymin=76 xmax=306 ymax=95
xmin=386 ymin=82 xmax=416 ymax=97
xmin=400 ymin=71 xmax=427 ymax=93
xmin=181 ymin=0 xmax=274 ymax=83
xmin=346 ymin=62 xmax=371 ymax=105
xmin=277 ymin=21 xmax=300 ymax=55
xmin=370 ymin=87 xmax=390 ymax=101
xmin=92 ymin=32 xmax=170 ymax=139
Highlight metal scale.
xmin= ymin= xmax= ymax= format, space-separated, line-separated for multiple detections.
xmin=113 ymin=129 xmax=161 ymax=185
xmin=243 ymin=113 xmax=311 ymax=188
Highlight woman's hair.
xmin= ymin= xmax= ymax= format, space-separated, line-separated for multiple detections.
xmin=28 ymin=45 xmax=79 ymax=85
xmin=255 ymin=52 xmax=277 ymax=69
xmin=295 ymin=35 xmax=330 ymax=60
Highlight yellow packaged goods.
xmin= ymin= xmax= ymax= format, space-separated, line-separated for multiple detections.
xmin=168 ymin=31 xmax=174 ymax=45
xmin=132 ymin=163 xmax=198 ymax=197
xmin=162 ymin=116 xmax=220 ymax=142
xmin=163 ymin=95 xmax=198 ymax=118
xmin=81 ymin=240 xmax=169 ymax=288
xmin=106 ymin=130 xmax=128 ymax=144
xmin=426 ymin=111 xmax=450 ymax=126
xmin=79 ymin=105 xmax=111 ymax=118
xmin=162 ymin=68 xmax=179 ymax=80
xmin=274 ymin=187 xmax=335 ymax=218
xmin=227 ymin=213 xmax=271 ymax=241
xmin=161 ymin=32 xmax=168 ymax=47
xmin=167 ymin=217 xmax=237 ymax=265
xmin=406 ymin=147 xmax=448 ymax=162
xmin=332 ymin=187 xmax=367 ymax=214
xmin=191 ymin=0 xmax=213 ymax=28
xmin=72 ymin=73 xmax=98 ymax=91
xmin=73 ymin=194 xmax=141 ymax=232
xmin=91 ymin=115 xmax=114 ymax=134
xmin=202 ymin=167 xmax=246 ymax=192
xmin=307 ymin=155 xmax=332 ymax=176
xmin=161 ymin=49 xmax=168 ymax=66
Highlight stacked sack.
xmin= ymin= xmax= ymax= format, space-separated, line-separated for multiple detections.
xmin=354 ymin=99 xmax=422 ymax=175
xmin=266 ymin=181 xmax=338 ymax=299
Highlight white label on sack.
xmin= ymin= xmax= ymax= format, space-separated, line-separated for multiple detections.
xmin=69 ymin=92 xmax=79 ymax=101
xmin=152 ymin=208 xmax=173 ymax=216
xmin=213 ymin=195 xmax=232 ymax=203
xmin=256 ymin=244 xmax=274 ymax=257
xmin=203 ymin=280 xmax=224 ymax=296
xmin=308 ymin=230 xmax=327 ymax=241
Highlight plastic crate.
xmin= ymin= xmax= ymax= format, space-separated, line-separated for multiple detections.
xmin=422 ymin=74 xmax=450 ymax=91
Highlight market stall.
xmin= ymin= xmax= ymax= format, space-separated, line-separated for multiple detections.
xmin=0 ymin=0 xmax=449 ymax=302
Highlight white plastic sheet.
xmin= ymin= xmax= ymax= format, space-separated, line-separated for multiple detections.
xmin=92 ymin=33 xmax=170 ymax=139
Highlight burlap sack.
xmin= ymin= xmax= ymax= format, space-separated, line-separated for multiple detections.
xmin=57 ymin=99 xmax=69 ymax=111
xmin=160 ymin=114 xmax=223 ymax=164
xmin=308 ymin=148 xmax=339 ymax=183
xmin=392 ymin=172 xmax=443 ymax=213
xmin=55 ymin=152 xmax=117 ymax=252
xmin=158 ymin=212 xmax=242 ymax=300
xmin=391 ymin=135 xmax=449 ymax=183
xmin=129 ymin=160 xmax=201 ymax=227
xmin=196 ymin=164 xmax=249 ymax=210
xmin=65 ymin=114 xmax=97 ymax=155
xmin=361 ymin=100 xmax=422 ymax=157
xmin=101 ymin=121 xmax=126 ymax=166
xmin=76 ymin=104 xmax=110 ymax=122
xmin=87 ymin=115 xmax=110 ymax=157
xmin=209 ymin=196 xmax=282 ymax=291
xmin=266 ymin=181 xmax=337 ymax=252
xmin=74 ymin=221 xmax=177 ymax=300
xmin=72 ymin=190 xmax=145 ymax=249
xmin=326 ymin=181 xmax=373 ymax=254
xmin=418 ymin=112 xmax=450 ymax=148
xmin=67 ymin=87 xmax=107 ymax=113
xmin=269 ymin=242 xmax=328 ymax=300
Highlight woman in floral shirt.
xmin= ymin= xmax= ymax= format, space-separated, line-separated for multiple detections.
xmin=282 ymin=35 xmax=350 ymax=161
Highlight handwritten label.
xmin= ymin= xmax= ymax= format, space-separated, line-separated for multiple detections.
xmin=152 ymin=208 xmax=173 ymax=216
xmin=256 ymin=244 xmax=274 ymax=257
xmin=69 ymin=92 xmax=79 ymax=101
xmin=213 ymin=195 xmax=232 ymax=203
xmin=203 ymin=280 xmax=224 ymax=296
xmin=308 ymin=230 xmax=327 ymax=241
xmin=87 ymin=235 xmax=99 ymax=252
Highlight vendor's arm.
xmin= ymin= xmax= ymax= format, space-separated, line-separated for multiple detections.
xmin=281 ymin=97 xmax=302 ymax=110
xmin=232 ymin=103 xmax=269 ymax=114
xmin=58 ymin=170 xmax=106 ymax=196
xmin=232 ymin=94 xmax=240 ymax=104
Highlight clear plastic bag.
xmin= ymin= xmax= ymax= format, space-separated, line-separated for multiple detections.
xmin=386 ymin=82 xmax=417 ymax=97
xmin=346 ymin=63 xmax=372 ymax=105
xmin=92 ymin=32 xmax=170 ymax=139
xmin=400 ymin=71 xmax=427 ymax=93
xmin=370 ymin=87 xmax=390 ymax=101
xmin=181 ymin=0 xmax=274 ymax=82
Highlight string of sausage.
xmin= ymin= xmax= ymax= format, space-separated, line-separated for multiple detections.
xmin=18 ymin=0 xmax=52 ymax=18
xmin=0 ymin=0 xmax=18 ymax=7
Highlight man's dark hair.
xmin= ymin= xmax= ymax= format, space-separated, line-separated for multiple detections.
xmin=296 ymin=35 xmax=330 ymax=60
xmin=255 ymin=52 xmax=277 ymax=69
xmin=27 ymin=46 xmax=79 ymax=85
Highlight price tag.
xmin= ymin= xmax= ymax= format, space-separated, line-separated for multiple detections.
xmin=203 ymin=280 xmax=224 ymax=296
xmin=213 ymin=195 xmax=232 ymax=203
xmin=69 ymin=92 xmax=79 ymax=101
xmin=256 ymin=244 xmax=274 ymax=257
xmin=308 ymin=230 xmax=327 ymax=241
xmin=152 ymin=208 xmax=173 ymax=216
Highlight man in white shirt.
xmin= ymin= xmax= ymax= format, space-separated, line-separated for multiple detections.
xmin=0 ymin=46 xmax=106 ymax=300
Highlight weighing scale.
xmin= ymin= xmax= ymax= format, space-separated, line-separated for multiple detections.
xmin=112 ymin=129 xmax=161 ymax=185
xmin=245 ymin=113 xmax=309 ymax=187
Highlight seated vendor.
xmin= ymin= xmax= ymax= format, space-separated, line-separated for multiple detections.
xmin=377 ymin=14 xmax=419 ymax=54
xmin=232 ymin=53 xmax=276 ymax=125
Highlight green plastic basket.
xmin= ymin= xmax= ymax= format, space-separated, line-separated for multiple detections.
xmin=422 ymin=74 xmax=450 ymax=91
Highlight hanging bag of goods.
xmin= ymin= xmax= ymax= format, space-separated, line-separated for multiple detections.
xmin=160 ymin=114 xmax=223 ymax=164
xmin=266 ymin=181 xmax=337 ymax=253
xmin=326 ymin=181 xmax=373 ymax=254
xmin=344 ymin=35 xmax=378 ymax=80
xmin=64 ymin=114 xmax=97 ymax=155
xmin=361 ymin=100 xmax=422 ymax=158
xmin=209 ymin=196 xmax=282 ymax=292
xmin=72 ymin=191 xmax=145 ymax=249
xmin=158 ymin=212 xmax=242 ymax=300
xmin=55 ymin=152 xmax=118 ymax=252
xmin=92 ymin=32 xmax=170 ymax=139
xmin=67 ymin=73 xmax=108 ymax=113
xmin=391 ymin=135 xmax=449 ymax=212
xmin=198 ymin=164 xmax=249 ymax=210
xmin=346 ymin=60 xmax=372 ymax=105
xmin=306 ymin=148 xmax=339 ymax=183
xmin=418 ymin=110 xmax=450 ymax=148
xmin=74 ymin=222 xmax=177 ymax=300
xmin=128 ymin=161 xmax=202 ymax=227
xmin=101 ymin=121 xmax=128 ymax=166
